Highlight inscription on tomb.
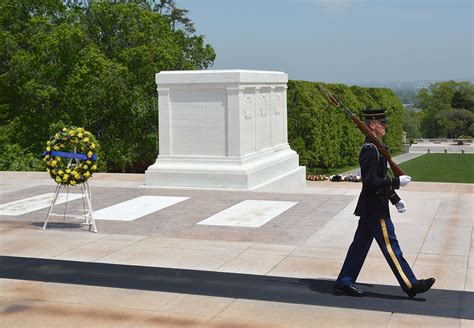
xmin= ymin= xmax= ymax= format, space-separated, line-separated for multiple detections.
xmin=170 ymin=90 xmax=226 ymax=156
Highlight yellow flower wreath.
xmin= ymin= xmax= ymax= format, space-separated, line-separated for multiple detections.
xmin=43 ymin=127 xmax=99 ymax=185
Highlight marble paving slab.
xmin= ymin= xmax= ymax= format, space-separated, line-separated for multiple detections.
xmin=94 ymin=196 xmax=189 ymax=221
xmin=197 ymin=200 xmax=297 ymax=228
xmin=0 ymin=193 xmax=84 ymax=216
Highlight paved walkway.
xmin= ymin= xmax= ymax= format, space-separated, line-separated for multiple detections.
xmin=0 ymin=171 xmax=473 ymax=327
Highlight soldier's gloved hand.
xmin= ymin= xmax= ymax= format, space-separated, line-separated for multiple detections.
xmin=395 ymin=200 xmax=407 ymax=213
xmin=399 ymin=175 xmax=411 ymax=187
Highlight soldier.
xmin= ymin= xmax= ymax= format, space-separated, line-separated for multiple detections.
xmin=333 ymin=109 xmax=435 ymax=298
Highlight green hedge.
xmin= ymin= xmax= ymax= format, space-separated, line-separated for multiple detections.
xmin=287 ymin=81 xmax=403 ymax=173
xmin=0 ymin=77 xmax=403 ymax=174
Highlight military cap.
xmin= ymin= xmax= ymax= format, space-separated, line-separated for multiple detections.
xmin=362 ymin=109 xmax=388 ymax=123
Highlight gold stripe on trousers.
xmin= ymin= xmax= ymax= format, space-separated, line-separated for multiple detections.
xmin=380 ymin=218 xmax=413 ymax=289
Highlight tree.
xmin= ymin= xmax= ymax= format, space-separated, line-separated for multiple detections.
xmin=151 ymin=0 xmax=195 ymax=34
xmin=418 ymin=81 xmax=474 ymax=138
xmin=435 ymin=108 xmax=474 ymax=138
xmin=0 ymin=0 xmax=215 ymax=172
xmin=451 ymin=83 xmax=474 ymax=111
xmin=403 ymin=106 xmax=422 ymax=140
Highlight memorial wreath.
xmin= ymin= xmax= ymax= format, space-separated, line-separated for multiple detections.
xmin=42 ymin=127 xmax=98 ymax=185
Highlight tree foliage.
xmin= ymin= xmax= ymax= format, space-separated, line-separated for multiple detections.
xmin=417 ymin=81 xmax=474 ymax=138
xmin=403 ymin=106 xmax=422 ymax=140
xmin=0 ymin=0 xmax=215 ymax=171
xmin=287 ymin=81 xmax=404 ymax=173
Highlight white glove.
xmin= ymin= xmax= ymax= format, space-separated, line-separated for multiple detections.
xmin=395 ymin=200 xmax=407 ymax=213
xmin=399 ymin=175 xmax=411 ymax=187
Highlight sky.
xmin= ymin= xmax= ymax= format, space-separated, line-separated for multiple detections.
xmin=175 ymin=0 xmax=473 ymax=84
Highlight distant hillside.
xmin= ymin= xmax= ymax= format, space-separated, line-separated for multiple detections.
xmin=353 ymin=79 xmax=473 ymax=106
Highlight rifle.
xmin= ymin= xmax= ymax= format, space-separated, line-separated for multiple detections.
xmin=318 ymin=84 xmax=406 ymax=177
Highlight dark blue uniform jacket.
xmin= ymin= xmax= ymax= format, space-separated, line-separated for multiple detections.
xmin=354 ymin=141 xmax=401 ymax=218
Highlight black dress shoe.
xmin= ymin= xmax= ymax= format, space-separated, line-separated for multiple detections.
xmin=406 ymin=278 xmax=436 ymax=298
xmin=333 ymin=284 xmax=366 ymax=297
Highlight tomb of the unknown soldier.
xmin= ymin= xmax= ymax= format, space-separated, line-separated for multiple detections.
xmin=145 ymin=70 xmax=306 ymax=190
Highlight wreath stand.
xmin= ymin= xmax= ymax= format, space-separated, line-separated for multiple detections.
xmin=43 ymin=146 xmax=97 ymax=233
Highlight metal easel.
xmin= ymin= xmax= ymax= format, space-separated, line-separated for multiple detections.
xmin=43 ymin=146 xmax=97 ymax=232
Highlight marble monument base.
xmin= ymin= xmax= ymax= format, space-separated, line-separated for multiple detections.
xmin=145 ymin=144 xmax=305 ymax=190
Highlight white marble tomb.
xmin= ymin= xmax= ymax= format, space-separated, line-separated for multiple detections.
xmin=145 ymin=70 xmax=306 ymax=190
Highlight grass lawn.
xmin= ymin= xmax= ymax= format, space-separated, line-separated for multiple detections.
xmin=399 ymin=153 xmax=474 ymax=183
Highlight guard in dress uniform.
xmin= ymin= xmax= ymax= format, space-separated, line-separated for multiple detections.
xmin=333 ymin=109 xmax=435 ymax=298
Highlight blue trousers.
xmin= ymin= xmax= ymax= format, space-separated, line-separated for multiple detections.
xmin=335 ymin=215 xmax=417 ymax=292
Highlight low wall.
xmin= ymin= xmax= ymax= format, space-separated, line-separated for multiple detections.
xmin=410 ymin=144 xmax=474 ymax=154
xmin=413 ymin=138 xmax=472 ymax=145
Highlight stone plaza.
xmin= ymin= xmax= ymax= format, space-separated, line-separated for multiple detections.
xmin=0 ymin=171 xmax=472 ymax=327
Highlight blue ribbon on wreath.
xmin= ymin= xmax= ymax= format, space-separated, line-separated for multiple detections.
xmin=42 ymin=150 xmax=97 ymax=161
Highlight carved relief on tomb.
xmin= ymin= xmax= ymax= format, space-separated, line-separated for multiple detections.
xmin=243 ymin=93 xmax=254 ymax=120
xmin=273 ymin=92 xmax=282 ymax=115
xmin=258 ymin=92 xmax=270 ymax=117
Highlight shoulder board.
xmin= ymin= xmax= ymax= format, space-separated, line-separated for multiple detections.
xmin=361 ymin=143 xmax=376 ymax=150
